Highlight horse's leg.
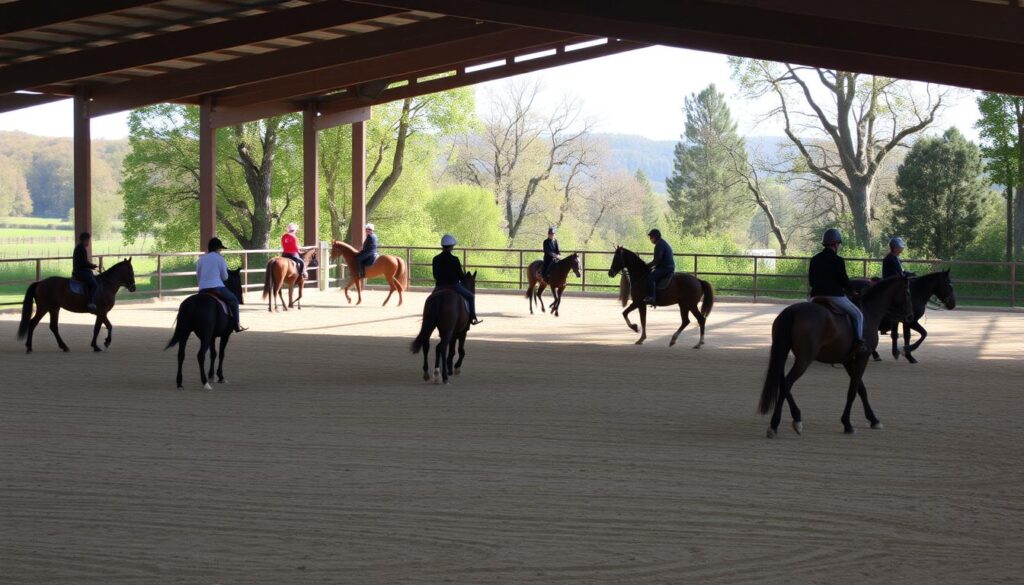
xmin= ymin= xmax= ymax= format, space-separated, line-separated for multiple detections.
xmin=905 ymin=320 xmax=926 ymax=363
xmin=839 ymin=358 xmax=871 ymax=434
xmin=527 ymin=282 xmax=535 ymax=314
xmin=422 ymin=341 xmax=431 ymax=382
xmin=208 ymin=337 xmax=217 ymax=380
xmin=454 ymin=331 xmax=467 ymax=374
xmin=197 ymin=335 xmax=212 ymax=390
xmin=537 ymin=283 xmax=547 ymax=313
xmin=217 ymin=333 xmax=230 ymax=383
xmin=278 ymin=282 xmax=289 ymax=312
xmin=891 ymin=324 xmax=901 ymax=359
xmin=382 ymin=271 xmax=396 ymax=306
xmin=670 ymin=304 xmax=691 ymax=347
xmin=343 ymin=277 xmax=353 ymax=303
xmin=853 ymin=369 xmax=882 ymax=429
xmin=551 ymin=287 xmax=561 ymax=317
xmin=769 ymin=358 xmax=810 ymax=437
xmin=25 ymin=306 xmax=47 ymax=354
xmin=621 ymin=301 xmax=640 ymax=333
xmin=446 ymin=337 xmax=457 ymax=378
xmin=49 ymin=307 xmax=69 ymax=352
xmin=433 ymin=339 xmax=444 ymax=384
xmin=439 ymin=336 xmax=452 ymax=384
xmin=176 ymin=336 xmax=187 ymax=390
xmin=691 ymin=303 xmax=707 ymax=349
xmin=90 ymin=313 xmax=103 ymax=352
xmin=356 ymin=274 xmax=363 ymax=305
xmin=102 ymin=314 xmax=113 ymax=348
xmin=636 ymin=303 xmax=648 ymax=345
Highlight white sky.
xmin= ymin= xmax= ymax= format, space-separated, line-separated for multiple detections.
xmin=0 ymin=45 xmax=982 ymax=142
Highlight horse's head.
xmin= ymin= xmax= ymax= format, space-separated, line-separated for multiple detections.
xmin=608 ymin=246 xmax=624 ymax=278
xmin=935 ymin=269 xmax=956 ymax=310
xmin=226 ymin=267 xmax=244 ymax=304
xmin=329 ymin=241 xmax=346 ymax=262
xmin=464 ymin=270 xmax=477 ymax=293
xmin=305 ymin=246 xmax=319 ymax=267
xmin=569 ymin=253 xmax=582 ymax=278
xmin=105 ymin=257 xmax=137 ymax=292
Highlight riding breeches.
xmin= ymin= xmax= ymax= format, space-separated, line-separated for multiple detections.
xmin=820 ymin=295 xmax=864 ymax=339
xmin=453 ymin=282 xmax=477 ymax=319
xmin=284 ymin=252 xmax=304 ymax=277
xmin=201 ymin=286 xmax=241 ymax=330
xmin=73 ymin=270 xmax=98 ymax=303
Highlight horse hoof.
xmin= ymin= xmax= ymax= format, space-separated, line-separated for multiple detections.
xmin=906 ymin=356 xmax=918 ymax=364
xmin=177 ymin=386 xmax=184 ymax=391
xmin=692 ymin=343 xmax=702 ymax=349
xmin=871 ymin=421 xmax=884 ymax=430
xmin=873 ymin=354 xmax=883 ymax=362
xmin=25 ymin=349 xmax=31 ymax=354
xmin=792 ymin=421 xmax=803 ymax=435
xmin=61 ymin=347 xmax=69 ymax=353
xmin=766 ymin=427 xmax=777 ymax=439
xmin=634 ymin=340 xmax=644 ymax=345
xmin=93 ymin=346 xmax=102 ymax=353
xmin=203 ymin=382 xmax=213 ymax=391
xmin=423 ymin=374 xmax=430 ymax=382
xmin=669 ymin=338 xmax=677 ymax=347
xmin=454 ymin=368 xmax=461 ymax=375
xmin=843 ymin=426 xmax=856 ymax=435
xmin=218 ymin=379 xmax=227 ymax=384
xmin=443 ymin=379 xmax=450 ymax=385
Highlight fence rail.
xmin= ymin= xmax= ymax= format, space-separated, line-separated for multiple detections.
xmin=1 ymin=243 xmax=1021 ymax=308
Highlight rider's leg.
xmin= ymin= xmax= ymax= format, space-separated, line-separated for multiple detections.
xmin=217 ymin=286 xmax=244 ymax=331
xmin=832 ymin=295 xmax=867 ymax=351
xmin=645 ymin=267 xmax=670 ymax=303
xmin=454 ymin=283 xmax=480 ymax=324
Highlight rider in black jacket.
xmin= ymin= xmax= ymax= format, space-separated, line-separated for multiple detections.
xmin=72 ymin=232 xmax=99 ymax=312
xmin=432 ymin=234 xmax=481 ymax=325
xmin=882 ymin=236 xmax=912 ymax=279
xmin=809 ymin=228 xmax=868 ymax=353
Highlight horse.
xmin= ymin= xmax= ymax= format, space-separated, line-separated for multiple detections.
xmin=165 ymin=268 xmax=244 ymax=391
xmin=607 ymin=246 xmax=715 ymax=347
xmin=329 ymin=240 xmax=408 ymax=306
xmin=17 ymin=258 xmax=137 ymax=354
xmin=851 ymin=270 xmax=956 ymax=364
xmin=758 ymin=275 xmax=914 ymax=438
xmin=410 ymin=271 xmax=477 ymax=385
xmin=526 ymin=252 xmax=582 ymax=316
xmin=261 ymin=247 xmax=317 ymax=312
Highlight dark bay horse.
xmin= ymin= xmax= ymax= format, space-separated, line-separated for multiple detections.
xmin=526 ymin=252 xmax=581 ymax=316
xmin=165 ymin=268 xmax=244 ymax=391
xmin=851 ymin=270 xmax=956 ymax=363
xmin=262 ymin=247 xmax=317 ymax=312
xmin=330 ymin=240 xmax=408 ymax=306
xmin=759 ymin=275 xmax=913 ymax=438
xmin=608 ymin=246 xmax=714 ymax=347
xmin=410 ymin=271 xmax=477 ymax=385
xmin=17 ymin=258 xmax=137 ymax=353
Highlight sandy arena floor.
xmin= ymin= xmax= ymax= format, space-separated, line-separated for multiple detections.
xmin=1 ymin=288 xmax=1023 ymax=584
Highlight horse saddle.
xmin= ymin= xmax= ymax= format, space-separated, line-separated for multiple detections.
xmin=656 ymin=273 xmax=675 ymax=290
xmin=429 ymin=287 xmax=470 ymax=314
xmin=811 ymin=297 xmax=847 ymax=315
xmin=69 ymin=278 xmax=101 ymax=297
xmin=200 ymin=290 xmax=232 ymax=315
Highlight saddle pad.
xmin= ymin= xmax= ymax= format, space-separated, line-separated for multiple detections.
xmin=427 ymin=288 xmax=470 ymax=314
xmin=69 ymin=279 xmax=101 ymax=297
xmin=201 ymin=291 xmax=231 ymax=315
xmin=811 ymin=297 xmax=846 ymax=315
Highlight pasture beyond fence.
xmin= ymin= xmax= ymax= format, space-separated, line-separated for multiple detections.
xmin=1 ymin=243 xmax=1021 ymax=308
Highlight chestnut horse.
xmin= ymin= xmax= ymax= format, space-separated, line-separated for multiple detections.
xmin=758 ymin=275 xmax=913 ymax=438
xmin=17 ymin=258 xmax=137 ymax=353
xmin=329 ymin=240 xmax=408 ymax=306
xmin=411 ymin=271 xmax=476 ymax=385
xmin=261 ymin=247 xmax=317 ymax=312
xmin=608 ymin=246 xmax=714 ymax=347
xmin=525 ymin=252 xmax=581 ymax=316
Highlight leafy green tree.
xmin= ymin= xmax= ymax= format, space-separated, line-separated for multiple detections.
xmin=888 ymin=128 xmax=989 ymax=259
xmin=975 ymin=92 xmax=1024 ymax=260
xmin=665 ymin=84 xmax=746 ymax=236
xmin=0 ymin=154 xmax=32 ymax=216
xmin=426 ymin=185 xmax=504 ymax=248
xmin=25 ymin=143 xmax=73 ymax=218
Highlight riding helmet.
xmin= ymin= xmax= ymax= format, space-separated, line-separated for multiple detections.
xmin=365 ymin=223 xmax=375 ymax=231
xmin=548 ymin=226 xmax=556 ymax=234
xmin=889 ymin=236 xmax=906 ymax=249
xmin=441 ymin=234 xmax=457 ymax=247
xmin=648 ymin=228 xmax=662 ymax=238
xmin=822 ymin=228 xmax=843 ymax=245
xmin=286 ymin=222 xmax=298 ymax=233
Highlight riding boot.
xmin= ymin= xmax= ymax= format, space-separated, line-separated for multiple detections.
xmin=644 ymin=293 xmax=656 ymax=305
xmin=854 ymin=338 xmax=869 ymax=354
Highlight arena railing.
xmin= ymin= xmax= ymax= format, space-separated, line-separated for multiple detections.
xmin=1 ymin=243 xmax=1022 ymax=308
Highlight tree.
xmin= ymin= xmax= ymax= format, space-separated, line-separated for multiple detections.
xmin=731 ymin=59 xmax=946 ymax=249
xmin=887 ymin=128 xmax=989 ymax=259
xmin=0 ymin=154 xmax=32 ymax=216
xmin=456 ymin=80 xmax=592 ymax=242
xmin=426 ymin=185 xmax=504 ymax=248
xmin=580 ymin=169 xmax=646 ymax=246
xmin=25 ymin=143 xmax=73 ymax=218
xmin=666 ymin=84 xmax=746 ymax=236
xmin=975 ymin=92 xmax=1024 ymax=260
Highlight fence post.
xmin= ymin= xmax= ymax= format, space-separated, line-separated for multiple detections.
xmin=862 ymin=259 xmax=868 ymax=278
xmin=693 ymin=255 xmax=698 ymax=277
xmin=318 ymin=240 xmax=328 ymax=291
xmin=1011 ymin=262 xmax=1017 ymax=308
xmin=753 ymin=256 xmax=758 ymax=303
xmin=157 ymin=254 xmax=163 ymax=300
xmin=98 ymin=256 xmax=105 ymax=271
xmin=580 ymin=252 xmax=586 ymax=292
xmin=406 ymin=247 xmax=412 ymax=288
xmin=518 ymin=250 xmax=524 ymax=289
xmin=35 ymin=259 xmax=41 ymax=281
xmin=242 ymin=251 xmax=249 ymax=293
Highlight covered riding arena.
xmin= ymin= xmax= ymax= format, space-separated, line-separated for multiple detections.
xmin=2 ymin=291 xmax=1022 ymax=583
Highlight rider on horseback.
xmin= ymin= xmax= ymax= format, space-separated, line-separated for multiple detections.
xmin=432 ymin=234 xmax=482 ymax=325
xmin=355 ymin=223 xmax=378 ymax=279
xmin=542 ymin=226 xmax=560 ymax=279
xmin=197 ymin=237 xmax=245 ymax=333
xmin=883 ymin=236 xmax=913 ymax=279
xmin=809 ymin=228 xmax=867 ymax=354
xmin=72 ymin=231 xmax=99 ymax=312
xmin=643 ymin=229 xmax=675 ymax=305
xmin=281 ymin=223 xmax=308 ymax=280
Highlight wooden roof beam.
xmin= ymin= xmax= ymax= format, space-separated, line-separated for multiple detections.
xmin=0 ymin=0 xmax=166 ymax=35
xmin=0 ymin=2 xmax=402 ymax=95
xmin=0 ymin=92 xmax=68 ymax=115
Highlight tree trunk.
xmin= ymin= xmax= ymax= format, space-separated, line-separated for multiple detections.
xmin=849 ymin=179 xmax=871 ymax=249
xmin=1016 ymin=184 xmax=1024 ymax=261
xmin=1007 ymin=187 xmax=1015 ymax=262
xmin=366 ymin=98 xmax=411 ymax=218
xmin=1017 ymin=108 xmax=1024 ymax=260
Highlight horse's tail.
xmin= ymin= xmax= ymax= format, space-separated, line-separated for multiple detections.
xmin=396 ymin=256 xmax=409 ymax=290
xmin=619 ymin=274 xmax=630 ymax=307
xmin=699 ymin=279 xmax=715 ymax=318
xmin=758 ymin=309 xmax=793 ymax=415
xmin=16 ymin=282 xmax=38 ymax=340
xmin=261 ymin=261 xmax=274 ymax=299
xmin=411 ymin=297 xmax=438 ymax=354
xmin=164 ymin=299 xmax=193 ymax=350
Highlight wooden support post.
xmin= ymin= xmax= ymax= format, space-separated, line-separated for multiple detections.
xmin=73 ymin=90 xmax=91 ymax=246
xmin=350 ymin=119 xmax=366 ymax=247
xmin=199 ymin=96 xmax=216 ymax=251
xmin=303 ymin=103 xmax=319 ymax=246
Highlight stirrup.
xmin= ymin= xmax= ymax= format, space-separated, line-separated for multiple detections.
xmin=470 ymin=318 xmax=483 ymax=325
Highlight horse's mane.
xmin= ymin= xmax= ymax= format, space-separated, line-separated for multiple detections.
xmin=99 ymin=259 xmax=132 ymax=279
xmin=332 ymin=240 xmax=358 ymax=254
xmin=861 ymin=275 xmax=900 ymax=301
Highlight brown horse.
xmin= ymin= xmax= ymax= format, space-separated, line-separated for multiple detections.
xmin=526 ymin=253 xmax=581 ymax=316
xmin=608 ymin=246 xmax=714 ymax=347
xmin=410 ymin=271 xmax=476 ymax=385
xmin=17 ymin=258 xmax=137 ymax=353
xmin=329 ymin=240 xmax=408 ymax=306
xmin=261 ymin=247 xmax=317 ymax=312
xmin=758 ymin=275 xmax=913 ymax=438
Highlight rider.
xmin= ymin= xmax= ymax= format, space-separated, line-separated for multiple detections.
xmin=432 ymin=234 xmax=482 ymax=325
xmin=809 ymin=228 xmax=866 ymax=354
xmin=281 ymin=223 xmax=307 ymax=279
xmin=197 ymin=237 xmax=245 ymax=333
xmin=72 ymin=231 xmax=99 ymax=312
xmin=644 ymin=228 xmax=675 ymax=305
xmin=542 ymin=226 xmax=560 ymax=279
xmin=883 ymin=236 xmax=912 ymax=279
xmin=355 ymin=223 xmax=378 ymax=279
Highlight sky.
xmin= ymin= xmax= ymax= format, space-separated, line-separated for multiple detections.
xmin=0 ymin=45 xmax=983 ymax=142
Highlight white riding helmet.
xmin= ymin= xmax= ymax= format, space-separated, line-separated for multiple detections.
xmin=286 ymin=222 xmax=298 ymax=233
xmin=365 ymin=223 xmax=375 ymax=231
xmin=889 ymin=236 xmax=907 ymax=249
xmin=441 ymin=234 xmax=457 ymax=247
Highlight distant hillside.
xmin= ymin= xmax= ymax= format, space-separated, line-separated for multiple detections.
xmin=595 ymin=133 xmax=790 ymax=194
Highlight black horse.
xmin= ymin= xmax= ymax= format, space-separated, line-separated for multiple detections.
xmin=165 ymin=268 xmax=244 ymax=390
xmin=851 ymin=270 xmax=956 ymax=363
xmin=526 ymin=252 xmax=582 ymax=316
xmin=410 ymin=271 xmax=477 ymax=385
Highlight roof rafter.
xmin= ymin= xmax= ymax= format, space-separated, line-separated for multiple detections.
xmin=0 ymin=0 xmax=166 ymax=36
